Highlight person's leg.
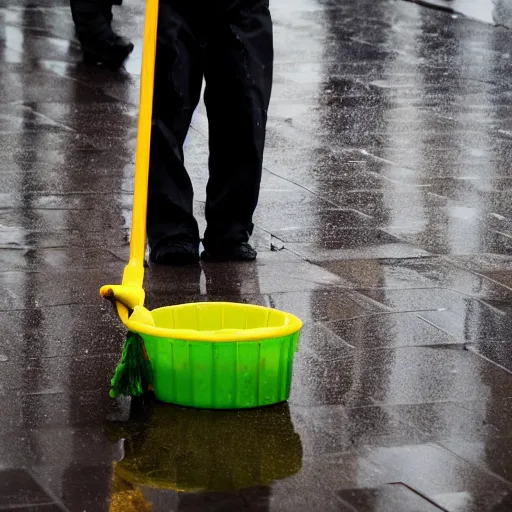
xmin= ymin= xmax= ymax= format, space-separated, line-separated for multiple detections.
xmin=202 ymin=0 xmax=273 ymax=261
xmin=71 ymin=0 xmax=111 ymax=40
xmin=147 ymin=0 xmax=205 ymax=265
xmin=100 ymin=0 xmax=114 ymax=25
xmin=70 ymin=0 xmax=133 ymax=68
xmin=100 ymin=0 xmax=122 ymax=26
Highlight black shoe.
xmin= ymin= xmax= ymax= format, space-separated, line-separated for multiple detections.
xmin=82 ymin=33 xmax=134 ymax=68
xmin=201 ymin=242 xmax=257 ymax=262
xmin=149 ymin=240 xmax=200 ymax=266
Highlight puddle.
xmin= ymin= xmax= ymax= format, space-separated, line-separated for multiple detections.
xmin=105 ymin=400 xmax=303 ymax=499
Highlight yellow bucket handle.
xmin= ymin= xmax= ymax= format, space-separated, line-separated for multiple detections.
xmin=100 ymin=0 xmax=159 ymax=324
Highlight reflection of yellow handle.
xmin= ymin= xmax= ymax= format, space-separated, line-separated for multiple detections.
xmin=100 ymin=0 xmax=159 ymax=320
xmin=109 ymin=466 xmax=152 ymax=512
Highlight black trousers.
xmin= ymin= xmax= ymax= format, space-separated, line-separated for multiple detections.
xmin=70 ymin=0 xmax=122 ymax=41
xmin=147 ymin=0 xmax=273 ymax=249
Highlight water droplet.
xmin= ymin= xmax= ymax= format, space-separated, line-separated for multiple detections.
xmin=0 ymin=355 xmax=9 ymax=362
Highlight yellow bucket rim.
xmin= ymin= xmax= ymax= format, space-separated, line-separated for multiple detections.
xmin=125 ymin=302 xmax=303 ymax=342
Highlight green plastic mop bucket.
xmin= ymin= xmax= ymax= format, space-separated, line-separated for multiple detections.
xmin=133 ymin=302 xmax=302 ymax=409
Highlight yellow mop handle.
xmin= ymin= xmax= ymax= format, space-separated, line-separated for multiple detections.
xmin=122 ymin=0 xmax=159 ymax=289
xmin=99 ymin=0 xmax=159 ymax=318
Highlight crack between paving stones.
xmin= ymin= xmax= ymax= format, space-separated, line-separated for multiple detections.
xmin=401 ymin=0 xmax=457 ymax=14
xmin=465 ymin=344 xmax=512 ymax=375
xmin=388 ymin=482 xmax=450 ymax=512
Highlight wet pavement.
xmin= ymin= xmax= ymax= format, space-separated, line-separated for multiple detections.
xmin=4 ymin=0 xmax=512 ymax=510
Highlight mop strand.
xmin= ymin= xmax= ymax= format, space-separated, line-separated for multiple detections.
xmin=110 ymin=332 xmax=154 ymax=398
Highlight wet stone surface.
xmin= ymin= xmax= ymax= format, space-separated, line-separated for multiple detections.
xmin=3 ymin=0 xmax=512 ymax=510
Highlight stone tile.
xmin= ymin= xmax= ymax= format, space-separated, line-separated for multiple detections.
xmin=272 ymin=225 xmax=382 ymax=245
xmin=432 ymin=491 xmax=507 ymax=512
xmin=0 ymin=268 xmax=121 ymax=310
xmin=441 ymin=436 xmax=512 ymax=485
xmin=266 ymin=289 xmax=379 ymax=324
xmin=0 ymin=353 xmax=119 ymax=394
xmin=296 ymin=323 xmax=353 ymax=361
xmin=0 ymin=72 xmax=115 ymax=105
xmin=387 ymin=223 xmax=512 ymax=257
xmin=358 ymin=287 xmax=488 ymax=313
xmin=254 ymin=207 xmax=368 ymax=233
xmin=0 ymin=248 xmax=125 ymax=272
xmin=1 ymin=505 xmax=65 ymax=512
xmin=461 ymin=398 xmax=512 ymax=436
xmin=325 ymin=190 xmax=447 ymax=221
xmin=418 ymin=308 xmax=511 ymax=343
xmin=0 ymin=390 xmax=125 ymax=430
xmin=29 ymin=102 xmax=137 ymax=139
xmin=287 ymin=241 xmax=430 ymax=262
xmin=241 ymin=452 xmax=389 ymax=508
xmin=0 ymin=191 xmax=132 ymax=211
xmin=290 ymin=350 xmax=369 ymax=407
xmin=289 ymin=406 xmax=357 ymax=457
xmin=290 ymin=346 xmax=512 ymax=407
xmin=0 ymin=469 xmax=55 ymax=508
xmin=0 ymin=208 xmax=127 ymax=234
xmin=354 ymin=288 xmax=512 ymax=344
xmin=319 ymin=257 xmax=512 ymax=301
xmin=448 ymin=255 xmax=512 ymax=272
xmin=467 ymin=341 xmax=512 ymax=372
xmin=385 ymin=402 xmax=503 ymax=441
xmin=168 ymin=492 xmax=250 ymax=512
xmin=361 ymin=443 xmax=512 ymax=512
xmin=328 ymin=312 xmax=457 ymax=348
xmin=127 ymin=489 xmax=179 ymax=512
xmin=0 ymin=427 xmax=120 ymax=510
xmin=55 ymin=464 xmax=113 ymax=512
xmin=146 ymin=260 xmax=347 ymax=301
xmin=0 ymin=229 xmax=130 ymax=251
xmin=291 ymin=405 xmax=429 ymax=454
xmin=337 ymin=484 xmax=444 ymax=512
xmin=0 ymin=425 xmax=121 ymax=472
xmin=0 ymin=304 xmax=125 ymax=361
xmin=242 ymin=485 xmax=353 ymax=512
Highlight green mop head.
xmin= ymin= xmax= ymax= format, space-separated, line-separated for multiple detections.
xmin=110 ymin=331 xmax=154 ymax=398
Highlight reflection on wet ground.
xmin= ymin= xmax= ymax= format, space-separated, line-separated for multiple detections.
xmin=3 ymin=0 xmax=512 ymax=510
xmin=409 ymin=0 xmax=512 ymax=28
xmin=406 ymin=0 xmax=496 ymax=24
xmin=106 ymin=402 xmax=302 ymax=495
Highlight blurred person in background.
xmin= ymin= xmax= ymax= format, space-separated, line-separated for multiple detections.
xmin=70 ymin=0 xmax=133 ymax=67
